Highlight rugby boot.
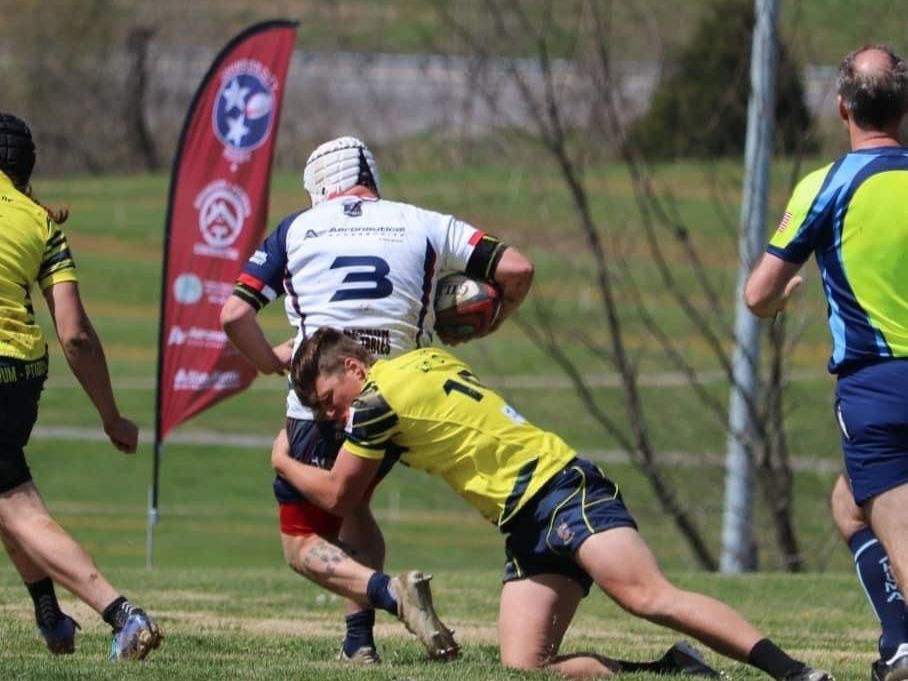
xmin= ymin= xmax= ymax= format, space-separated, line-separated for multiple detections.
xmin=38 ymin=613 xmax=80 ymax=655
xmin=657 ymin=640 xmax=720 ymax=676
xmin=337 ymin=645 xmax=382 ymax=664
xmin=390 ymin=570 xmax=459 ymax=659
xmin=871 ymin=649 xmax=908 ymax=681
xmin=109 ymin=609 xmax=163 ymax=661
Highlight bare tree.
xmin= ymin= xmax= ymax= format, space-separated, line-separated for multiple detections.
xmin=125 ymin=25 xmax=160 ymax=171
xmin=436 ymin=0 xmax=808 ymax=570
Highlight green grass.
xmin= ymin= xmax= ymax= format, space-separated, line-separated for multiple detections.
xmin=0 ymin=159 xmax=872 ymax=676
xmin=0 ymin=440 xmax=876 ymax=678
xmin=0 ymin=566 xmax=875 ymax=680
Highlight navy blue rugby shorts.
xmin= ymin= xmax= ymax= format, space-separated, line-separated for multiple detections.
xmin=273 ymin=418 xmax=345 ymax=504
xmin=500 ymin=457 xmax=637 ymax=595
xmin=836 ymin=359 xmax=908 ymax=505
xmin=0 ymin=355 xmax=48 ymax=493
xmin=274 ymin=417 xmax=398 ymax=505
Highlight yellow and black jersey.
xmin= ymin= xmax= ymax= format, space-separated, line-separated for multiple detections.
xmin=343 ymin=348 xmax=576 ymax=527
xmin=0 ymin=171 xmax=77 ymax=361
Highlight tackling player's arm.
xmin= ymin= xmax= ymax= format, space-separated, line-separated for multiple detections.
xmin=271 ymin=428 xmax=380 ymax=515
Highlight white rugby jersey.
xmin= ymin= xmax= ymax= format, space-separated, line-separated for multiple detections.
xmin=233 ymin=195 xmax=502 ymax=418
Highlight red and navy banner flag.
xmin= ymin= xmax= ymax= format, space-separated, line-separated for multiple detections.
xmin=155 ymin=20 xmax=297 ymax=445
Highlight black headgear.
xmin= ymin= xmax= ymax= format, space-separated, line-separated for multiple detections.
xmin=0 ymin=113 xmax=36 ymax=190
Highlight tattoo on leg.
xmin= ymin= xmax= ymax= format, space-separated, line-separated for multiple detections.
xmin=302 ymin=539 xmax=350 ymax=578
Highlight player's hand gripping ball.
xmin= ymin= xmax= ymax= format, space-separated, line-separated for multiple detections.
xmin=434 ymin=273 xmax=501 ymax=344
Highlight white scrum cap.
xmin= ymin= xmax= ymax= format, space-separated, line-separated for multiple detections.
xmin=302 ymin=136 xmax=380 ymax=205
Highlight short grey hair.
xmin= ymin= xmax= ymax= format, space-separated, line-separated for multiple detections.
xmin=836 ymin=44 xmax=908 ymax=130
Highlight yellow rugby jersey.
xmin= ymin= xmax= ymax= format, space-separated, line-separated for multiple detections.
xmin=343 ymin=348 xmax=577 ymax=526
xmin=0 ymin=172 xmax=77 ymax=361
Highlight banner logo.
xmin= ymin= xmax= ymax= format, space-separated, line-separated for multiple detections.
xmin=193 ymin=180 xmax=251 ymax=260
xmin=173 ymin=368 xmax=241 ymax=391
xmin=173 ymin=273 xmax=204 ymax=304
xmin=213 ymin=60 xmax=278 ymax=166
xmin=167 ymin=326 xmax=230 ymax=349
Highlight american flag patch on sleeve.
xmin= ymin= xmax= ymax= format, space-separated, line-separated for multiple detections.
xmin=776 ymin=211 xmax=792 ymax=233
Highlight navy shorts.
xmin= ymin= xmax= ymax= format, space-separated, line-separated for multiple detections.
xmin=500 ymin=458 xmax=638 ymax=595
xmin=835 ymin=359 xmax=908 ymax=505
xmin=273 ymin=418 xmax=346 ymax=504
xmin=0 ymin=355 xmax=48 ymax=493
xmin=274 ymin=417 xmax=398 ymax=504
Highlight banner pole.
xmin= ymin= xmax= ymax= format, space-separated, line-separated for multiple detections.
xmin=146 ymin=442 xmax=163 ymax=570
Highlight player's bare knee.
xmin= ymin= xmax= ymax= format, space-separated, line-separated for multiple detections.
xmin=283 ymin=534 xmax=320 ymax=576
xmin=612 ymin=583 xmax=676 ymax=621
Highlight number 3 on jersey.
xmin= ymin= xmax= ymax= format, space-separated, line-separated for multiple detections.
xmin=330 ymin=256 xmax=394 ymax=302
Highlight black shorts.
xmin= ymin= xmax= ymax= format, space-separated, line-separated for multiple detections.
xmin=0 ymin=355 xmax=48 ymax=493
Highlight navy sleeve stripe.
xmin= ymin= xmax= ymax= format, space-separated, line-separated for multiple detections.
xmin=465 ymin=235 xmax=507 ymax=281
xmin=233 ymin=283 xmax=268 ymax=311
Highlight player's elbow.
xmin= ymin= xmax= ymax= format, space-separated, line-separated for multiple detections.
xmin=497 ymin=250 xmax=535 ymax=299
xmin=220 ymin=296 xmax=251 ymax=332
xmin=504 ymin=249 xmax=535 ymax=282
xmin=743 ymin=281 xmax=776 ymax=318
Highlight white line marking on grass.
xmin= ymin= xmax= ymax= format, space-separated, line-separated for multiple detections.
xmin=31 ymin=426 xmax=840 ymax=472
xmin=43 ymin=368 xmax=831 ymax=390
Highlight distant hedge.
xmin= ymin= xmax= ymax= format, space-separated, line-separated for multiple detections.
xmin=628 ymin=0 xmax=814 ymax=159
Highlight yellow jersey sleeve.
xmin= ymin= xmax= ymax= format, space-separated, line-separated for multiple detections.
xmin=768 ymin=164 xmax=833 ymax=255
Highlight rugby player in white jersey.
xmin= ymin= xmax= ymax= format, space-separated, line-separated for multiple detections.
xmin=220 ymin=136 xmax=533 ymax=662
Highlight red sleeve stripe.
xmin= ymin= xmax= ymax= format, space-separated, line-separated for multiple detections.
xmin=468 ymin=230 xmax=486 ymax=246
xmin=237 ymin=272 xmax=266 ymax=291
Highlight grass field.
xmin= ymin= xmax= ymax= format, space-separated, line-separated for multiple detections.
xmin=0 ymin=444 xmax=876 ymax=679
xmin=0 ymin=161 xmax=875 ymax=677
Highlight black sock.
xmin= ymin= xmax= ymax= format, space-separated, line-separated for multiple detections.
xmin=102 ymin=596 xmax=133 ymax=631
xmin=26 ymin=577 xmax=63 ymax=627
xmin=747 ymin=639 xmax=805 ymax=680
xmin=342 ymin=609 xmax=376 ymax=656
xmin=365 ymin=573 xmax=398 ymax=616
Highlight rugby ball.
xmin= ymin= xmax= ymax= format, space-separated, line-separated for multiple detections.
xmin=434 ymin=273 xmax=501 ymax=343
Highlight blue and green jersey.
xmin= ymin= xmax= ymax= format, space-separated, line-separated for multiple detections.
xmin=769 ymin=147 xmax=908 ymax=373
